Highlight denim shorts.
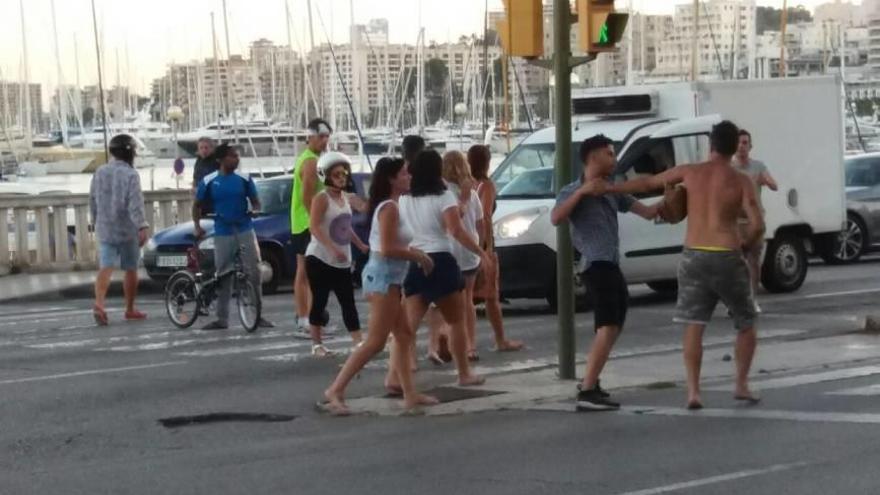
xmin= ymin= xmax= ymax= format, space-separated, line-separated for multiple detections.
xmin=98 ymin=240 xmax=140 ymax=271
xmin=403 ymin=252 xmax=464 ymax=303
xmin=361 ymin=254 xmax=409 ymax=296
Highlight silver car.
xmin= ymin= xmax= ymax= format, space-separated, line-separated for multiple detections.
xmin=820 ymin=152 xmax=880 ymax=264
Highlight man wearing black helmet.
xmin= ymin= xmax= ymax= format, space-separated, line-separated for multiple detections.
xmin=89 ymin=134 xmax=150 ymax=326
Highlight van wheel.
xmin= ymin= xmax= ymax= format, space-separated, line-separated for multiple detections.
xmin=761 ymin=234 xmax=807 ymax=293
xmin=647 ymin=280 xmax=678 ymax=293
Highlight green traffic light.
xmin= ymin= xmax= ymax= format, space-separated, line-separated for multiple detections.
xmin=598 ymin=22 xmax=610 ymax=44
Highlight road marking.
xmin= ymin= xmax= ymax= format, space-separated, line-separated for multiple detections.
xmin=826 ymin=384 xmax=880 ymax=396
xmin=804 ymin=288 xmax=880 ymax=299
xmin=705 ymin=365 xmax=880 ymax=392
xmin=624 ymin=405 xmax=880 ymax=425
xmin=0 ymin=361 xmax=187 ymax=385
xmin=611 ymin=462 xmax=809 ymax=495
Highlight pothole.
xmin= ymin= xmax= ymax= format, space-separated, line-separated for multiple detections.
xmin=158 ymin=412 xmax=297 ymax=428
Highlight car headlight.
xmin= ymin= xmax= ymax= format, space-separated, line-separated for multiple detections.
xmin=494 ymin=211 xmax=543 ymax=240
xmin=144 ymin=238 xmax=157 ymax=252
xmin=199 ymin=237 xmax=215 ymax=250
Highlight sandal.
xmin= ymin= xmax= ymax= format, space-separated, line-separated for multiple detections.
xmin=124 ymin=310 xmax=147 ymax=321
xmin=93 ymin=305 xmax=108 ymax=327
xmin=493 ymin=340 xmax=525 ymax=352
xmin=384 ymin=384 xmax=404 ymax=398
xmin=311 ymin=345 xmax=335 ymax=357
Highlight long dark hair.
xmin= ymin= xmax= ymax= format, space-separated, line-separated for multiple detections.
xmin=368 ymin=157 xmax=406 ymax=218
xmin=409 ymin=149 xmax=447 ymax=197
xmin=467 ymin=144 xmax=491 ymax=181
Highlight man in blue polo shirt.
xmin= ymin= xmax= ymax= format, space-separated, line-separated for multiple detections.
xmin=194 ymin=144 xmax=273 ymax=330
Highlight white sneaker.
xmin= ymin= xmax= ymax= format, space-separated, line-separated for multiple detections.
xmin=311 ymin=344 xmax=335 ymax=357
xmin=293 ymin=325 xmax=312 ymax=340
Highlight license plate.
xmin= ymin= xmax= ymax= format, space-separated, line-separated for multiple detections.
xmin=157 ymin=256 xmax=188 ymax=267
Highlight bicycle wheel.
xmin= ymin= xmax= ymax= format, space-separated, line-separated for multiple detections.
xmin=236 ymin=276 xmax=261 ymax=333
xmin=165 ymin=271 xmax=200 ymax=329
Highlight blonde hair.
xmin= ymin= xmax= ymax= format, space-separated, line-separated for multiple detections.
xmin=442 ymin=150 xmax=472 ymax=186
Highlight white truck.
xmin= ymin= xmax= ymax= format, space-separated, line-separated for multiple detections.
xmin=490 ymin=77 xmax=846 ymax=306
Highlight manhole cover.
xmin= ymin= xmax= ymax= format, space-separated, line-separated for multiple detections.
xmin=158 ymin=412 xmax=297 ymax=428
xmin=411 ymin=387 xmax=505 ymax=404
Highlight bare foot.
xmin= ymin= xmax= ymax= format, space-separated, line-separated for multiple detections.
xmin=316 ymin=392 xmax=350 ymax=416
xmin=384 ymin=384 xmax=404 ymax=397
xmin=495 ymin=340 xmax=524 ymax=352
xmin=404 ymin=393 xmax=439 ymax=410
xmin=458 ymin=374 xmax=485 ymax=387
xmin=686 ymin=394 xmax=704 ymax=410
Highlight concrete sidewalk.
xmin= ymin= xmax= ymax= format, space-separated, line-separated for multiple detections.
xmin=342 ymin=327 xmax=879 ymax=417
xmin=0 ymin=269 xmax=160 ymax=303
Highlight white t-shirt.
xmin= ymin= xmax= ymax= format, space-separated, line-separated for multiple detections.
xmin=399 ymin=190 xmax=459 ymax=254
xmin=447 ymin=183 xmax=483 ymax=271
xmin=368 ymin=200 xmax=413 ymax=253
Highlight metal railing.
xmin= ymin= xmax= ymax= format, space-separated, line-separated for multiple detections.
xmin=1 ymin=190 xmax=193 ymax=273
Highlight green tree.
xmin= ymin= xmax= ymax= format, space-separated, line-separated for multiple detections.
xmin=756 ymin=6 xmax=813 ymax=35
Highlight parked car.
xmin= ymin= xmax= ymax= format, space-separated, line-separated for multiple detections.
xmin=144 ymin=173 xmax=371 ymax=293
xmin=819 ymin=152 xmax=880 ymax=264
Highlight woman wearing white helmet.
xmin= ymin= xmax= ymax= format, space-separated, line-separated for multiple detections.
xmin=305 ymin=152 xmax=368 ymax=356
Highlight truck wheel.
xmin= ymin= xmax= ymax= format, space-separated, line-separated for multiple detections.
xmin=647 ymin=280 xmax=678 ymax=294
xmin=819 ymin=213 xmax=867 ymax=265
xmin=761 ymin=234 xmax=807 ymax=293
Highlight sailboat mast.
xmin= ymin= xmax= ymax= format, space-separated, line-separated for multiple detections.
xmin=19 ymin=0 xmax=32 ymax=144
xmin=211 ymin=12 xmax=222 ymax=129
xmin=221 ymin=0 xmax=238 ymax=144
xmin=74 ymin=34 xmax=84 ymax=132
xmin=307 ymin=0 xmax=316 ymax=121
xmin=285 ymin=0 xmax=296 ymax=126
xmin=90 ymin=0 xmax=109 ymax=161
xmin=50 ymin=0 xmax=69 ymax=145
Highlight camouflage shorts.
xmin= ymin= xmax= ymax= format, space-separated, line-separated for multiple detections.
xmin=674 ymin=248 xmax=757 ymax=331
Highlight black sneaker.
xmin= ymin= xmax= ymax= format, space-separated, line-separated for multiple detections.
xmin=577 ymin=382 xmax=611 ymax=399
xmin=576 ymin=388 xmax=620 ymax=411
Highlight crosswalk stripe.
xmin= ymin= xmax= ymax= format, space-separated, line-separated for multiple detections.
xmin=706 ymin=365 xmax=880 ymax=392
xmin=826 ymin=384 xmax=880 ymax=396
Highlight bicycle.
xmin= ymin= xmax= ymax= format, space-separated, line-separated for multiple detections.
xmin=164 ymin=239 xmax=262 ymax=332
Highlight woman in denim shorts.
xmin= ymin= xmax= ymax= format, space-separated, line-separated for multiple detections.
xmin=321 ymin=158 xmax=436 ymax=415
xmin=394 ymin=150 xmax=490 ymax=389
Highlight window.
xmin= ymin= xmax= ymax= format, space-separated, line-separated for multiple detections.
xmin=493 ymin=142 xmax=607 ymax=198
xmin=845 ymin=157 xmax=880 ymax=187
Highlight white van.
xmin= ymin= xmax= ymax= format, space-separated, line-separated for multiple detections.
xmin=491 ymin=77 xmax=846 ymax=306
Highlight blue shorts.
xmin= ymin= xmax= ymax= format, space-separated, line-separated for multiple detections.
xmin=403 ymin=252 xmax=464 ymax=303
xmin=361 ymin=255 xmax=409 ymax=296
xmin=98 ymin=240 xmax=140 ymax=271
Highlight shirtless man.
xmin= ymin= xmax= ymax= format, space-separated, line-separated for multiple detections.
xmin=597 ymin=121 xmax=765 ymax=409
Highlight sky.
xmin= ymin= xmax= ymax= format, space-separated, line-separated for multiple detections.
xmin=0 ymin=0 xmax=848 ymax=104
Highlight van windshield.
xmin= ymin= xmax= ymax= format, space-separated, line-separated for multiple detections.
xmin=493 ymin=142 xmax=621 ymax=199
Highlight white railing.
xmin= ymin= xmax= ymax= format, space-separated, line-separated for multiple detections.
xmin=1 ymin=190 xmax=193 ymax=274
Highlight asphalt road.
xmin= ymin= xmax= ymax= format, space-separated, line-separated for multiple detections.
xmin=3 ymin=259 xmax=880 ymax=494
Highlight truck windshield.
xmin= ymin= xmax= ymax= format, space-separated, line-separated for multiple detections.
xmin=493 ymin=141 xmax=621 ymax=199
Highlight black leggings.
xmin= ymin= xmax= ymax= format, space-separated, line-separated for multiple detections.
xmin=305 ymin=256 xmax=361 ymax=332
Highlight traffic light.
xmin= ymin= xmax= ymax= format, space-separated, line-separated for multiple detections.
xmin=497 ymin=0 xmax=544 ymax=58
xmin=576 ymin=0 xmax=629 ymax=54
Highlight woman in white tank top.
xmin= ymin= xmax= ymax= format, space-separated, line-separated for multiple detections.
xmin=305 ymin=154 xmax=369 ymax=358
xmin=321 ymin=158 xmax=436 ymax=415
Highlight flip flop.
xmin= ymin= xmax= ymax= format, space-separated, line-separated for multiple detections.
xmin=93 ymin=305 xmax=108 ymax=327
xmin=384 ymin=384 xmax=404 ymax=398
xmin=315 ymin=400 xmax=351 ymax=417
xmin=124 ymin=310 xmax=147 ymax=321
xmin=493 ymin=341 xmax=525 ymax=352
xmin=734 ymin=395 xmax=762 ymax=405
xmin=687 ymin=400 xmax=704 ymax=410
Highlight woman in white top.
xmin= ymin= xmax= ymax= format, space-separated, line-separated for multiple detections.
xmin=321 ymin=158 xmax=436 ymax=415
xmin=426 ymin=151 xmax=484 ymax=362
xmin=395 ymin=149 xmax=490 ymax=387
xmin=305 ymin=152 xmax=369 ymax=357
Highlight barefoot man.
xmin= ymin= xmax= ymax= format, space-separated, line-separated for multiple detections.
xmin=600 ymin=121 xmax=765 ymax=409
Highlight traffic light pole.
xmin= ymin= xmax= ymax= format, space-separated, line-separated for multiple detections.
xmin=553 ymin=0 xmax=576 ymax=380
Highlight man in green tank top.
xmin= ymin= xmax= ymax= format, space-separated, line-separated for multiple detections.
xmin=291 ymin=119 xmax=332 ymax=333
